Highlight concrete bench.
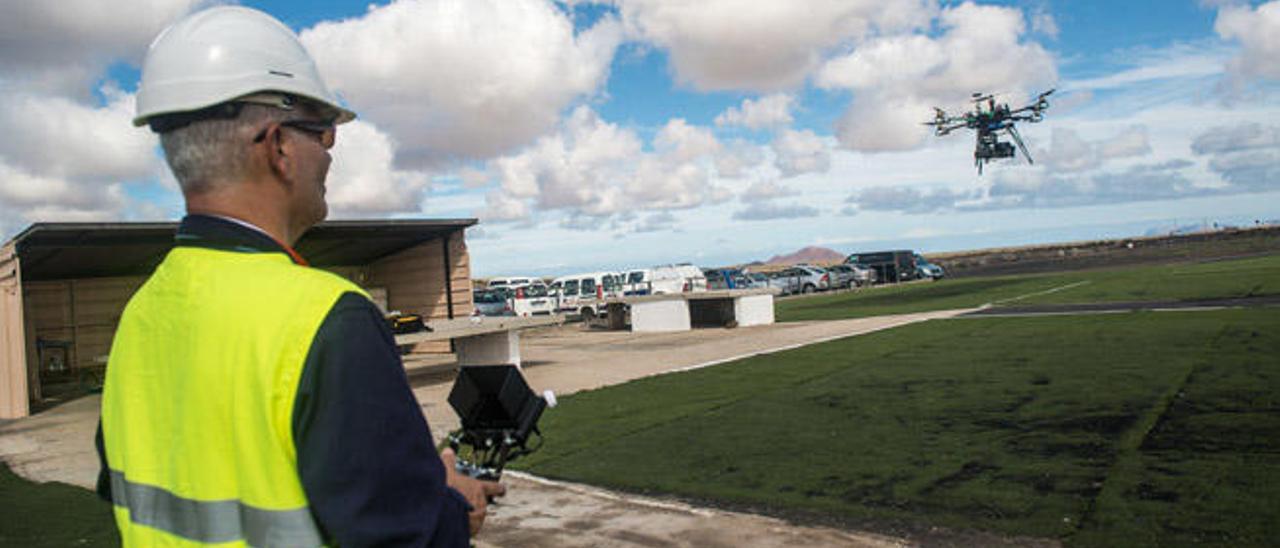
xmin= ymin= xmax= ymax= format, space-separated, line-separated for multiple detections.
xmin=393 ymin=315 xmax=564 ymax=367
xmin=601 ymin=289 xmax=776 ymax=332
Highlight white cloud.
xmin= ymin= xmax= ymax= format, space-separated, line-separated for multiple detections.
xmin=0 ymin=0 xmax=203 ymax=98
xmin=1064 ymin=46 xmax=1225 ymax=93
xmin=325 ymin=120 xmax=432 ymax=216
xmin=714 ymin=94 xmax=794 ymax=129
xmin=654 ymin=118 xmax=720 ymax=163
xmin=817 ymin=2 xmax=1056 ymax=151
xmin=1042 ymin=128 xmax=1094 ymax=172
xmin=633 ymin=211 xmax=678 ymax=233
xmin=740 ymin=180 xmax=790 ymax=203
xmin=713 ymin=139 xmax=765 ymax=178
xmin=480 ymin=192 xmax=531 ymax=222
xmin=480 ymin=107 xmax=735 ymax=223
xmin=1098 ymin=125 xmax=1152 ymax=160
xmin=301 ymin=0 xmax=623 ymax=165
xmin=624 ymin=155 xmax=720 ymax=210
xmin=0 ymin=87 xmax=158 ymax=181
xmin=1215 ymin=1 xmax=1280 ymax=90
xmin=983 ymin=161 xmax=1211 ymax=209
xmin=457 ymin=167 xmax=492 ymax=189
xmin=1192 ymin=123 xmax=1280 ymax=192
xmin=1030 ymin=7 xmax=1059 ymax=38
xmin=616 ymin=0 xmax=935 ymax=92
xmin=851 ymin=185 xmax=975 ymax=213
xmin=0 ymin=88 xmax=162 ymax=235
xmin=1040 ymin=125 xmax=1152 ymax=173
xmin=1190 ymin=123 xmax=1280 ymax=154
xmin=770 ymin=129 xmax=831 ymax=177
xmin=731 ymin=202 xmax=819 ymax=221
xmin=0 ymin=161 xmax=131 ymax=235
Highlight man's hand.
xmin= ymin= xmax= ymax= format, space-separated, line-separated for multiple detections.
xmin=440 ymin=448 xmax=507 ymax=536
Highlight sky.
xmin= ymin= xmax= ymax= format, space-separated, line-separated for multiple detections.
xmin=0 ymin=0 xmax=1277 ymax=277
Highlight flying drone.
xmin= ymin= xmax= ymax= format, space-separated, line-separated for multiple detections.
xmin=925 ymin=89 xmax=1054 ymax=174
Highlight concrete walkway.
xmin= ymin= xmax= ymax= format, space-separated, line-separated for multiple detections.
xmin=0 ymin=309 xmax=973 ymax=547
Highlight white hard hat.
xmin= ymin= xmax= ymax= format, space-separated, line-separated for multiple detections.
xmin=133 ymin=6 xmax=354 ymax=129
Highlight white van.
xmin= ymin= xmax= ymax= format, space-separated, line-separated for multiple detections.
xmin=507 ymin=282 xmax=556 ymax=317
xmin=648 ymin=264 xmax=707 ymax=294
xmin=619 ymin=268 xmax=652 ymax=296
xmin=487 ymin=276 xmax=538 ymax=289
xmin=549 ymin=271 xmax=622 ymax=317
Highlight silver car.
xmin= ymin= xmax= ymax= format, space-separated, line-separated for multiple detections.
xmin=827 ymin=264 xmax=875 ymax=288
xmin=472 ymin=288 xmax=512 ymax=316
xmin=766 ymin=270 xmax=802 ymax=295
xmin=790 ymin=265 xmax=832 ymax=293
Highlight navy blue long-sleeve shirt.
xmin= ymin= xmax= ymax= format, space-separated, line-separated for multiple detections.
xmin=97 ymin=215 xmax=469 ymax=547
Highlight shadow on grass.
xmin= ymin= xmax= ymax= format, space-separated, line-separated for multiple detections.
xmin=0 ymin=462 xmax=118 ymax=546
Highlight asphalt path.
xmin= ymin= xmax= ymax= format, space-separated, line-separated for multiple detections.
xmin=962 ymin=295 xmax=1280 ymax=318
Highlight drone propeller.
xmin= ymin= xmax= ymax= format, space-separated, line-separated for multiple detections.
xmin=924 ymin=107 xmax=962 ymax=135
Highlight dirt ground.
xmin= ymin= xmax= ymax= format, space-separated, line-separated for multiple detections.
xmin=0 ymin=309 xmax=993 ymax=547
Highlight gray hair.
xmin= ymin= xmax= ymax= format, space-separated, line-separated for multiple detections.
xmin=159 ymin=104 xmax=292 ymax=195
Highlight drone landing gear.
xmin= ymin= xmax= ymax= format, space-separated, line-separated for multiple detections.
xmin=1007 ymin=125 xmax=1033 ymax=165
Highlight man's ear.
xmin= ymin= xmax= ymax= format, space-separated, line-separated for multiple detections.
xmin=264 ymin=126 xmax=293 ymax=183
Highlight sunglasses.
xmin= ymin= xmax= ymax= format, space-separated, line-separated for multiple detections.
xmin=253 ymin=119 xmax=336 ymax=149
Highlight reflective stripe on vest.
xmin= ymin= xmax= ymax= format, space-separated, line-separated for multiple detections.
xmin=103 ymin=247 xmax=368 ymax=546
xmin=109 ymin=470 xmax=322 ymax=546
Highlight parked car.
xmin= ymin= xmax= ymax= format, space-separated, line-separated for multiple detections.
xmin=746 ymin=271 xmax=789 ymax=294
xmin=790 ymin=264 xmax=832 ymax=293
xmin=914 ymin=254 xmax=946 ymax=280
xmin=508 ymin=282 xmax=556 ymax=316
xmin=766 ymin=270 xmax=803 ymax=295
xmin=826 ymin=264 xmax=875 ymax=288
xmin=648 ymin=264 xmax=707 ymax=294
xmin=703 ymin=268 xmax=751 ymax=290
xmin=472 ymin=288 xmax=513 ymax=316
xmin=743 ymin=271 xmax=776 ymax=291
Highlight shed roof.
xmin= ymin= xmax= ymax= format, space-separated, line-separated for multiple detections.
xmin=8 ymin=219 xmax=477 ymax=281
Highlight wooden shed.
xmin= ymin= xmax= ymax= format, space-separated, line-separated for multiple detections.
xmin=0 ymin=219 xmax=476 ymax=419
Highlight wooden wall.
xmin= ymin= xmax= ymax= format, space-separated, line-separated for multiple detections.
xmin=368 ymin=230 xmax=473 ymax=353
xmin=0 ymin=243 xmax=29 ymax=419
xmin=22 ymin=276 xmax=147 ymax=379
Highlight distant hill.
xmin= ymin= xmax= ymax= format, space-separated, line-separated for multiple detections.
xmin=765 ymin=246 xmax=844 ymax=265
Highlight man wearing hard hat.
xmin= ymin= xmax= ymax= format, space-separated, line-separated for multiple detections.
xmin=95 ymin=6 xmax=501 ymax=546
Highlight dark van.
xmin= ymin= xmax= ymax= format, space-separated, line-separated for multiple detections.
xmin=845 ymin=250 xmax=917 ymax=283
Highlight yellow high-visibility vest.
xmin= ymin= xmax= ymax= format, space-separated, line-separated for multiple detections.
xmin=102 ymin=246 xmax=366 ymax=546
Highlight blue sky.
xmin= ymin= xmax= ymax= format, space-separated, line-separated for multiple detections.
xmin=1 ymin=1 xmax=1277 ymax=277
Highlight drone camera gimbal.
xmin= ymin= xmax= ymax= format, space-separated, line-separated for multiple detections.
xmin=446 ymin=365 xmax=554 ymax=481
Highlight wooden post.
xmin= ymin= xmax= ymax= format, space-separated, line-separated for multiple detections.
xmin=0 ymin=243 xmax=30 ymax=418
xmin=442 ymin=232 xmax=454 ymax=320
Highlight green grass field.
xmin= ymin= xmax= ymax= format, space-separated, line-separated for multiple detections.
xmin=0 ymin=464 xmax=119 ymax=546
xmin=1015 ymin=254 xmax=1280 ymax=306
xmin=514 ymin=309 xmax=1280 ymax=546
xmin=776 ymin=253 xmax=1280 ymax=322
